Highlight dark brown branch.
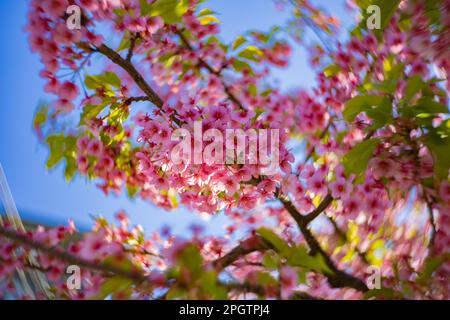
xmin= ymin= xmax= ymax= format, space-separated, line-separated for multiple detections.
xmin=96 ymin=44 xmax=164 ymax=109
xmin=0 ymin=225 xmax=148 ymax=284
xmin=212 ymin=236 xmax=270 ymax=271
xmin=126 ymin=34 xmax=139 ymax=62
xmin=123 ymin=96 xmax=151 ymax=106
xmin=303 ymin=193 xmax=333 ymax=224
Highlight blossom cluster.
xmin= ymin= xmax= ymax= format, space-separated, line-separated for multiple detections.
xmin=9 ymin=0 xmax=450 ymax=299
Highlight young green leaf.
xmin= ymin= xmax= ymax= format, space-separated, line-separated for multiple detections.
xmin=232 ymin=36 xmax=247 ymax=50
xmin=238 ymin=46 xmax=264 ymax=62
xmin=323 ymin=64 xmax=341 ymax=77
xmin=343 ymin=95 xmax=386 ymax=122
xmin=256 ymin=227 xmax=290 ymax=254
xmin=404 ymin=75 xmax=426 ymax=101
xmin=343 ymin=138 xmax=381 ymax=176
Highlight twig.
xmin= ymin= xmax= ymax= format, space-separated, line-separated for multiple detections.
xmin=303 ymin=193 xmax=333 ymax=224
xmin=427 ymin=201 xmax=436 ymax=250
xmin=123 ymin=96 xmax=151 ymax=106
xmin=212 ymin=236 xmax=270 ymax=271
xmin=126 ymin=34 xmax=139 ymax=62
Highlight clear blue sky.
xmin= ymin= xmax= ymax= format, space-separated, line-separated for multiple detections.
xmin=0 ymin=0 xmax=347 ymax=234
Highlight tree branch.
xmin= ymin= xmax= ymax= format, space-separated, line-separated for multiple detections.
xmin=0 ymin=225 xmax=148 ymax=284
xmin=126 ymin=34 xmax=139 ymax=62
xmin=123 ymin=96 xmax=151 ymax=106
xmin=303 ymin=193 xmax=333 ymax=224
xmin=278 ymin=194 xmax=368 ymax=292
xmin=96 ymin=44 xmax=164 ymax=109
xmin=212 ymin=236 xmax=270 ymax=271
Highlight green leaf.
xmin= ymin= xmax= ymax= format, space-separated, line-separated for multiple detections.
xmin=363 ymin=288 xmax=401 ymax=300
xmin=33 ymin=105 xmax=47 ymax=127
xmin=231 ymin=59 xmax=252 ymax=73
xmin=377 ymin=0 xmax=401 ymax=30
xmin=417 ymin=254 xmax=449 ymax=283
xmin=85 ymin=75 xmax=101 ymax=90
xmin=198 ymin=8 xmax=216 ymax=17
xmin=256 ymin=227 xmax=290 ymax=254
xmin=238 ymin=45 xmax=263 ymax=62
xmin=178 ymin=244 xmax=203 ymax=274
xmin=251 ymin=27 xmax=280 ymax=44
xmin=382 ymin=56 xmax=393 ymax=74
xmin=101 ymin=71 xmax=121 ymax=88
xmin=415 ymin=97 xmax=448 ymax=114
xmin=149 ymin=0 xmax=189 ymax=24
xmin=168 ymin=188 xmax=179 ymax=208
xmin=46 ymin=135 xmax=65 ymax=169
xmin=140 ymin=0 xmax=152 ymax=15
xmin=257 ymin=272 xmax=278 ymax=289
xmin=352 ymin=0 xmax=400 ymax=40
xmin=343 ymin=138 xmax=381 ymax=176
xmin=199 ymin=271 xmax=227 ymax=299
xmin=232 ymin=36 xmax=247 ymax=50
xmin=323 ymin=64 xmax=341 ymax=77
xmin=166 ymin=288 xmax=185 ymax=299
xmin=404 ymin=75 xmax=425 ymax=101
xmin=80 ymin=100 xmax=110 ymax=125
xmin=288 ymin=245 xmax=332 ymax=274
xmin=248 ymin=83 xmax=257 ymax=97
xmin=365 ymin=97 xmax=393 ymax=130
xmin=363 ymin=76 xmax=398 ymax=94
xmin=424 ymin=132 xmax=450 ymax=179
xmin=127 ymin=185 xmax=139 ymax=198
xmin=262 ymin=251 xmax=280 ymax=269
xmin=199 ymin=15 xmax=219 ymax=25
xmin=355 ymin=0 xmax=372 ymax=10
xmin=343 ymin=95 xmax=386 ymax=122
xmin=260 ymin=89 xmax=272 ymax=97
xmin=46 ymin=135 xmax=78 ymax=177
xmin=385 ymin=62 xmax=404 ymax=81
xmin=117 ymin=36 xmax=131 ymax=52
xmin=399 ymin=97 xmax=448 ymax=122
xmin=94 ymin=277 xmax=133 ymax=300
xmin=64 ymin=156 xmax=77 ymax=181
xmin=109 ymin=103 xmax=129 ymax=125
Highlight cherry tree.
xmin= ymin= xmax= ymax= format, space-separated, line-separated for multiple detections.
xmin=0 ymin=0 xmax=449 ymax=300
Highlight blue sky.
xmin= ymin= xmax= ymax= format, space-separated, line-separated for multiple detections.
xmin=0 ymin=0 xmax=347 ymax=234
